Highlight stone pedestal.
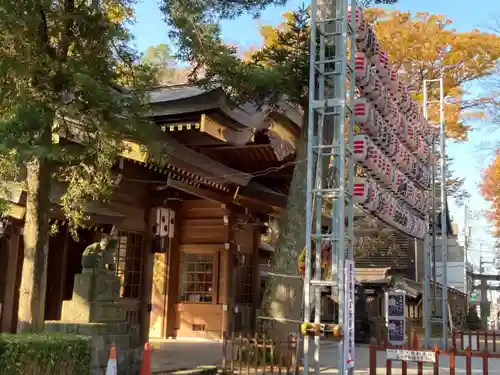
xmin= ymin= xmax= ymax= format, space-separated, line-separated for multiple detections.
xmin=45 ymin=269 xmax=142 ymax=375
xmin=61 ymin=270 xmax=125 ymax=323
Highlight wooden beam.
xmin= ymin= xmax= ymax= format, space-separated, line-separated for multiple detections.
xmin=55 ymin=121 xmax=251 ymax=187
xmin=200 ymin=114 xmax=228 ymax=143
xmin=167 ymin=179 xmax=280 ymax=218
xmin=238 ymin=183 xmax=288 ymax=208
xmin=167 ymin=179 xmax=233 ymax=206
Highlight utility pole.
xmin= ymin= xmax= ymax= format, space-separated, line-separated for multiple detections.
xmin=463 ymin=204 xmax=470 ymax=314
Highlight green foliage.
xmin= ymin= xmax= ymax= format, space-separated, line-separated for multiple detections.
xmin=0 ymin=333 xmax=91 ymax=375
xmin=466 ymin=307 xmax=483 ymax=330
xmin=162 ymin=0 xmax=310 ymax=107
xmin=142 ymin=44 xmax=189 ymax=85
xmin=0 ymin=0 xmax=162 ymax=230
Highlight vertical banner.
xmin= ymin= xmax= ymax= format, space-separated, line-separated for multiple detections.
xmin=344 ymin=260 xmax=355 ymax=369
xmin=386 ymin=291 xmax=406 ymax=345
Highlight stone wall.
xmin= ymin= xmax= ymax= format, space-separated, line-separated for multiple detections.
xmin=45 ymin=321 xmax=142 ymax=374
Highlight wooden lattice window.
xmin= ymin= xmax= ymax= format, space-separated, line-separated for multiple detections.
xmin=115 ymin=231 xmax=144 ymax=299
xmin=236 ymin=254 xmax=253 ymax=304
xmin=179 ymin=253 xmax=214 ymax=303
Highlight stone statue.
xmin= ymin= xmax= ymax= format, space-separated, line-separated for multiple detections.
xmin=82 ymin=227 xmax=118 ymax=271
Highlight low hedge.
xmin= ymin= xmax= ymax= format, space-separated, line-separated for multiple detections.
xmin=0 ymin=333 xmax=91 ymax=375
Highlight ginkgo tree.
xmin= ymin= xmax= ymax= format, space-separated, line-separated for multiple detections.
xmin=0 ymin=0 xmax=162 ymax=332
xmin=162 ymin=0 xmax=500 ymax=336
xmin=481 ymin=152 xmax=500 ymax=236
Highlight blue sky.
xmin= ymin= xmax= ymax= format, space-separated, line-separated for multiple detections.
xmin=130 ymin=0 xmax=500 ymax=266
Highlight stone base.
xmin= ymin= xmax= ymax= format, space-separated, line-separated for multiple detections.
xmin=72 ymin=270 xmax=121 ymax=303
xmin=45 ymin=321 xmax=142 ymax=375
xmin=61 ymin=300 xmax=126 ymax=323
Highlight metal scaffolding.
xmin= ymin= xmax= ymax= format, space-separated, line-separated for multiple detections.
xmin=304 ymin=0 xmax=356 ymax=373
xmin=422 ymin=77 xmax=449 ymax=349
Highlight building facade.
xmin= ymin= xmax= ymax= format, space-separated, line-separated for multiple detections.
xmin=0 ymin=85 xmax=301 ymax=341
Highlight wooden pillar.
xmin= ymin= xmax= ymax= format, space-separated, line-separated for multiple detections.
xmin=251 ymin=226 xmax=261 ymax=331
xmin=1 ymin=229 xmax=20 ymax=332
xmin=44 ymin=227 xmax=69 ymax=320
xmin=165 ymin=206 xmax=181 ymax=338
xmin=221 ymin=211 xmax=235 ymax=336
xmin=139 ymin=202 xmax=154 ymax=344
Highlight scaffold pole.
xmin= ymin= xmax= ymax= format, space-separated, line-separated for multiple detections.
xmin=304 ymin=0 xmax=356 ymax=373
xmin=422 ymin=77 xmax=448 ymax=349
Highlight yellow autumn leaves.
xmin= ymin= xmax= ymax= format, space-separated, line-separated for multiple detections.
xmin=247 ymin=8 xmax=500 ymax=141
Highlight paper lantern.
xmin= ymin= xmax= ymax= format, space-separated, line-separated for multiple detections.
xmin=348 ymin=6 xmax=434 ymax=237
xmin=348 ymin=7 xmax=368 ymax=40
xmin=383 ymin=65 xmax=398 ymax=94
xmin=353 ymin=99 xmax=379 ymax=136
xmin=353 ymin=178 xmax=380 ymax=212
xmin=353 ymin=136 xmax=384 ymax=176
xmin=358 ymin=26 xmax=376 ymax=56
xmin=393 ymin=205 xmax=410 ymax=232
xmin=404 ymin=120 xmax=418 ymax=151
xmin=393 ymin=141 xmax=412 ymax=173
xmin=355 ymin=53 xmax=372 ymax=86
xmin=379 ymin=193 xmax=397 ymax=226
xmin=372 ymin=123 xmax=397 ymax=157
xmin=371 ymin=50 xmax=391 ymax=82
xmin=416 ymin=137 xmax=430 ymax=163
xmin=397 ymin=81 xmax=412 ymax=113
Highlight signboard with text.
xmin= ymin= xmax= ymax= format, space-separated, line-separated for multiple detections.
xmin=344 ymin=260 xmax=355 ymax=369
xmin=386 ymin=349 xmax=436 ymax=363
xmin=385 ymin=291 xmax=406 ymax=346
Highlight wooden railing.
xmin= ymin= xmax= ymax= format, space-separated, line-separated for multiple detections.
xmin=221 ymin=332 xmax=299 ymax=375
xmin=452 ymin=330 xmax=500 ymax=352
xmin=370 ymin=332 xmax=500 ymax=375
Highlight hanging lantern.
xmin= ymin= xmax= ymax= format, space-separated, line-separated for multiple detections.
xmin=151 ymin=208 xmax=175 ymax=253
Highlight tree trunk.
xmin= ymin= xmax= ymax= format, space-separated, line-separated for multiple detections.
xmin=17 ymin=155 xmax=51 ymax=333
xmin=259 ymin=115 xmax=308 ymax=338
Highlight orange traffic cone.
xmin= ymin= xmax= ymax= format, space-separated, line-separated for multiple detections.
xmin=106 ymin=346 xmax=118 ymax=375
xmin=140 ymin=342 xmax=151 ymax=375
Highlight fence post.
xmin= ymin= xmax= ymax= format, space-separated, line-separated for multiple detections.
xmin=230 ymin=331 xmax=235 ymax=373
xmin=293 ymin=334 xmax=299 ymax=375
xmin=482 ymin=347 xmax=489 ymax=375
xmin=493 ymin=330 xmax=497 ymax=352
xmin=246 ymin=333 xmax=251 ymax=374
xmin=449 ymin=348 xmax=455 ymax=375
xmin=384 ymin=336 xmax=392 ymax=375
xmin=433 ymin=344 xmax=439 ymax=375
xmin=262 ymin=334 xmax=267 ymax=375
xmin=238 ymin=334 xmax=243 ymax=375
xmin=414 ymin=333 xmax=423 ymax=375
xmin=485 ymin=330 xmax=489 ymax=351
xmin=461 ymin=331 xmax=464 ymax=351
xmin=369 ymin=338 xmax=377 ymax=375
xmin=222 ymin=330 xmax=227 ymax=371
xmin=476 ymin=331 xmax=480 ymax=351
xmin=465 ymin=347 xmax=472 ymax=375
xmin=452 ymin=330 xmax=456 ymax=350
